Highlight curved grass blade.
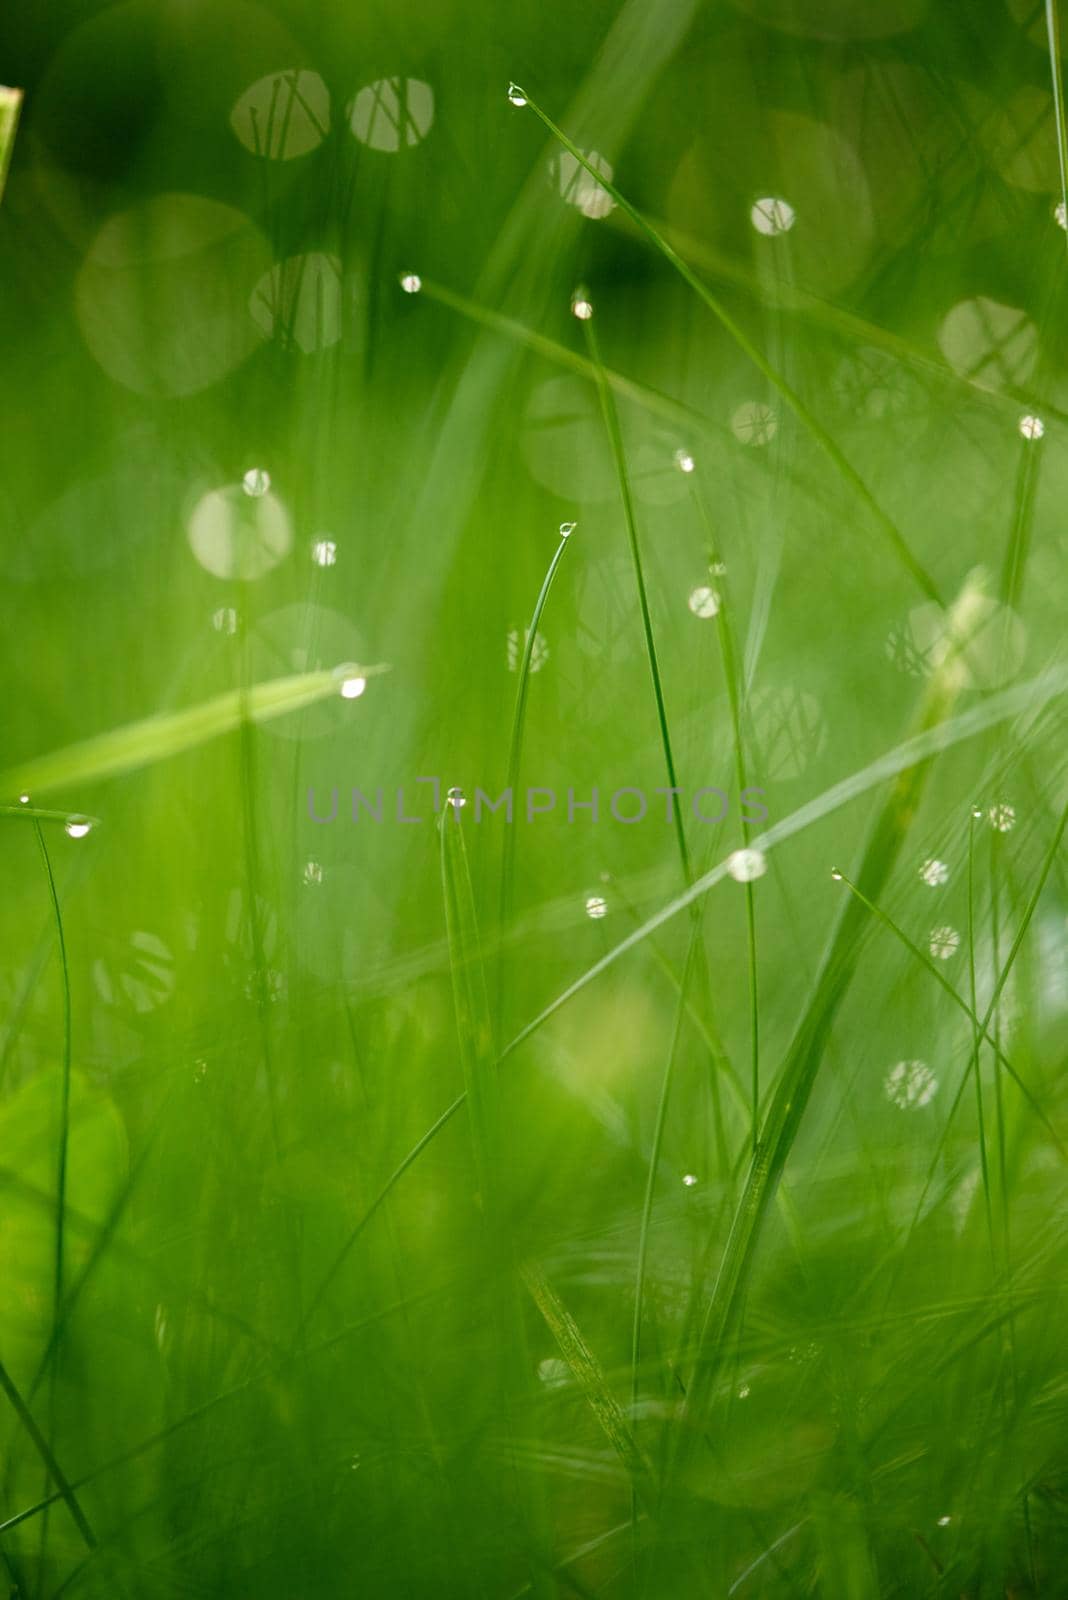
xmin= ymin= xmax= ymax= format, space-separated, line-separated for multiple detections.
xmin=499 ymin=526 xmax=573 ymax=991
xmin=515 ymin=89 xmax=942 ymax=604
xmin=0 ymin=664 xmax=389 ymax=799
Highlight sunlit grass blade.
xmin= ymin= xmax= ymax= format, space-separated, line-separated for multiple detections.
xmin=0 ymin=85 xmax=21 ymax=206
xmin=0 ymin=664 xmax=389 ymax=798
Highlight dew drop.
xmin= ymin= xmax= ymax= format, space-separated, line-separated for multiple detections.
xmin=919 ymin=858 xmax=949 ymax=887
xmin=507 ymin=82 xmax=528 ymax=108
xmin=830 ymin=867 xmax=843 ymax=881
xmin=65 ymin=816 xmax=93 ymax=839
xmin=242 ymin=468 xmax=270 ymax=498
xmin=1056 ymin=200 xmax=1067 ymax=230
xmin=571 ymin=290 xmax=594 ymax=321
xmin=337 ymin=667 xmax=367 ymax=700
xmin=727 ymin=848 xmax=767 ymax=883
xmin=1018 ymin=414 xmax=1045 ymax=440
xmin=682 ymin=1173 xmax=698 ymax=1188
xmin=446 ymin=786 xmax=466 ymax=809
xmin=303 ymin=860 xmax=323 ymax=885
xmin=988 ymin=802 xmax=1016 ymax=833
xmin=399 ymin=271 xmax=422 ymax=294
xmin=18 ymin=793 xmax=29 ymax=805
xmin=674 ymin=448 xmax=695 ymax=474
xmin=687 ymin=585 xmax=720 ymax=619
xmin=559 ymin=521 xmax=576 ymax=537
xmin=937 ymin=1515 xmax=952 ymax=1527
xmin=212 ymin=606 xmax=238 ymax=635
xmin=971 ymin=804 xmax=984 ymax=820
xmin=737 ymin=1383 xmax=751 ymax=1399
xmin=585 ymin=894 xmax=607 ymax=920
xmin=311 ymin=538 xmax=337 ymax=567
xmin=750 ymin=196 xmax=795 ymax=236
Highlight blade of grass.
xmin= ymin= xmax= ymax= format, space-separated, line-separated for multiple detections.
xmin=515 ymin=90 xmax=942 ymax=604
xmin=0 ymin=85 xmax=21 ymax=206
xmin=0 ymin=664 xmax=389 ymax=799
xmin=521 ymin=1261 xmax=651 ymax=1501
xmin=498 ymin=525 xmax=573 ymax=1015
xmin=582 ymin=310 xmax=691 ymax=888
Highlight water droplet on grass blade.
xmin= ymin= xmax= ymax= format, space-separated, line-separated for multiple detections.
xmin=571 ymin=289 xmax=594 ymax=320
xmin=929 ymin=926 xmax=960 ymax=960
xmin=584 ymin=894 xmax=607 ymax=919
xmin=507 ymin=82 xmax=527 ymax=107
xmin=728 ymin=848 xmax=767 ymax=883
xmin=674 ymin=448 xmax=695 ymax=473
xmin=559 ymin=521 xmax=576 ymax=537
xmin=242 ymin=468 xmax=270 ymax=498
xmin=682 ymin=1173 xmax=698 ymax=1187
xmin=1019 ymin=414 xmax=1044 ymax=440
xmin=65 ymin=816 xmax=93 ymax=839
xmin=399 ymin=272 xmax=422 ymax=294
xmin=687 ymin=585 xmax=720 ymax=618
xmin=311 ymin=538 xmax=337 ymax=567
xmin=337 ymin=669 xmax=367 ymax=700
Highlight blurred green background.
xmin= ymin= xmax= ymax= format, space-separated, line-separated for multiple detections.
xmin=1 ymin=0 xmax=1068 ymax=1594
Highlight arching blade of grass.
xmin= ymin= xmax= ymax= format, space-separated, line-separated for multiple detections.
xmin=514 ymin=90 xmax=942 ymax=605
xmin=674 ymin=572 xmax=992 ymax=1462
xmin=499 ymin=526 xmax=573 ymax=1003
xmin=0 ymin=86 xmax=21 ymax=206
xmin=0 ymin=664 xmax=389 ymax=799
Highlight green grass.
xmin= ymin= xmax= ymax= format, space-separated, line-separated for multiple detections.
xmin=1 ymin=3 xmax=1068 ymax=1596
